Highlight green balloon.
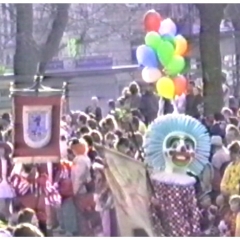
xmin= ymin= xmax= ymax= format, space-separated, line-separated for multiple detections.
xmin=165 ymin=55 xmax=186 ymax=76
xmin=145 ymin=32 xmax=162 ymax=52
xmin=162 ymin=35 xmax=175 ymax=48
xmin=156 ymin=41 xmax=175 ymax=66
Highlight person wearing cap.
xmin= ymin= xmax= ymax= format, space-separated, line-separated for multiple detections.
xmin=220 ymin=141 xmax=240 ymax=196
xmin=211 ymin=136 xmax=230 ymax=197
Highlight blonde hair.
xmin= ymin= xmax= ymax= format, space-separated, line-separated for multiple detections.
xmin=226 ymin=124 xmax=240 ymax=137
xmin=221 ymin=107 xmax=233 ymax=116
xmin=229 ymin=195 xmax=240 ymax=205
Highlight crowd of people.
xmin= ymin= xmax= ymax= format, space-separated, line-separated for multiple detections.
xmin=0 ymin=79 xmax=240 ymax=237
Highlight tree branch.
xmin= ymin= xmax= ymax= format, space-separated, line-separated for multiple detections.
xmin=39 ymin=3 xmax=70 ymax=73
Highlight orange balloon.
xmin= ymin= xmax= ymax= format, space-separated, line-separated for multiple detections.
xmin=174 ymin=75 xmax=187 ymax=96
xmin=174 ymin=35 xmax=188 ymax=56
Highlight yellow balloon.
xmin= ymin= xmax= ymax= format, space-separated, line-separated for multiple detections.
xmin=156 ymin=77 xmax=175 ymax=99
xmin=174 ymin=35 xmax=188 ymax=56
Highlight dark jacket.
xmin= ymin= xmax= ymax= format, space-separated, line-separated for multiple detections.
xmin=185 ymin=94 xmax=203 ymax=117
xmin=140 ymin=92 xmax=159 ymax=125
xmin=210 ymin=122 xmax=226 ymax=139
xmin=129 ymin=93 xmax=141 ymax=110
xmin=85 ymin=106 xmax=102 ymax=122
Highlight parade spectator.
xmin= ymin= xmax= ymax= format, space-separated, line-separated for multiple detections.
xmin=140 ymin=84 xmax=159 ymax=125
xmin=211 ymin=136 xmax=230 ymax=197
xmin=128 ymin=82 xmax=141 ymax=110
xmin=221 ymin=141 xmax=240 ymax=196
xmin=13 ymin=223 xmax=44 ymax=237
xmin=85 ymin=97 xmax=102 ymax=122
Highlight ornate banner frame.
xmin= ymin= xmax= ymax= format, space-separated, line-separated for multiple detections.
xmin=13 ymin=95 xmax=62 ymax=164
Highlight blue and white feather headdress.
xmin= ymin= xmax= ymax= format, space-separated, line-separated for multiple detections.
xmin=144 ymin=114 xmax=211 ymax=176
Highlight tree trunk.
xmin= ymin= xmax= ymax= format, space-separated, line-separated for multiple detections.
xmin=225 ymin=5 xmax=240 ymax=101
xmin=39 ymin=4 xmax=70 ymax=73
xmin=14 ymin=4 xmax=70 ymax=86
xmin=196 ymin=4 xmax=226 ymax=115
xmin=14 ymin=4 xmax=38 ymax=85
xmin=231 ymin=20 xmax=240 ymax=99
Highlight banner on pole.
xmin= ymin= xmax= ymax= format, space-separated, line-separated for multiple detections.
xmin=103 ymin=147 xmax=155 ymax=237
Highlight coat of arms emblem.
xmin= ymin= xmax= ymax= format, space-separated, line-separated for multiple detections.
xmin=22 ymin=106 xmax=52 ymax=148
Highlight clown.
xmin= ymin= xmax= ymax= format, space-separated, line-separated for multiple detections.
xmin=144 ymin=114 xmax=211 ymax=236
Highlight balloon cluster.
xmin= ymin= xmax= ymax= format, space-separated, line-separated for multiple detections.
xmin=136 ymin=10 xmax=188 ymax=100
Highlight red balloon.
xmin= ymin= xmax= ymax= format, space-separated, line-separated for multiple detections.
xmin=174 ymin=75 xmax=187 ymax=96
xmin=143 ymin=10 xmax=162 ymax=33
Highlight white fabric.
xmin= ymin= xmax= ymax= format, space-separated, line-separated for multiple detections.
xmin=71 ymin=154 xmax=91 ymax=194
xmin=218 ymin=220 xmax=228 ymax=235
xmin=171 ymin=99 xmax=179 ymax=114
xmin=0 ymin=230 xmax=12 ymax=237
xmin=92 ymin=162 xmax=104 ymax=170
xmin=175 ymin=94 xmax=186 ymax=113
xmin=211 ymin=136 xmax=223 ymax=146
xmin=157 ymin=97 xmax=165 ymax=116
xmin=0 ymin=179 xmax=15 ymax=198
xmin=211 ymin=147 xmax=230 ymax=170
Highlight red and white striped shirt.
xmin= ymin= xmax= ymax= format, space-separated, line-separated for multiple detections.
xmin=44 ymin=179 xmax=61 ymax=206
xmin=10 ymin=173 xmax=61 ymax=206
xmin=10 ymin=174 xmax=31 ymax=196
xmin=59 ymin=160 xmax=72 ymax=180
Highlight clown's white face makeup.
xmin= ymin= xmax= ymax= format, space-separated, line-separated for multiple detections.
xmin=164 ymin=133 xmax=196 ymax=168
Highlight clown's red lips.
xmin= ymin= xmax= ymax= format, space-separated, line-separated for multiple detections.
xmin=169 ymin=151 xmax=194 ymax=167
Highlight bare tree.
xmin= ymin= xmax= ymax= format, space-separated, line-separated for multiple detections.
xmin=14 ymin=4 xmax=70 ymax=84
xmin=225 ymin=4 xmax=240 ymax=98
xmin=1 ymin=4 xmax=140 ymax=78
xmin=64 ymin=4 xmax=139 ymax=56
xmin=196 ymin=4 xmax=227 ymax=114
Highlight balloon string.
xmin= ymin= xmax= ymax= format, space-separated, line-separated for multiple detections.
xmin=157 ymin=97 xmax=165 ymax=117
xmin=171 ymin=99 xmax=179 ymax=114
xmin=157 ymin=97 xmax=179 ymax=116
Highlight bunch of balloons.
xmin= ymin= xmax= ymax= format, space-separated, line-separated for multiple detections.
xmin=136 ymin=9 xmax=188 ymax=100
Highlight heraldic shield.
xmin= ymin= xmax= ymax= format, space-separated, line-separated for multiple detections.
xmin=22 ymin=105 xmax=52 ymax=149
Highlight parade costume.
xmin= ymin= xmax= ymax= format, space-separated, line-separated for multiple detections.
xmin=144 ymin=114 xmax=211 ymax=236
xmin=0 ymin=142 xmax=15 ymax=219
xmin=54 ymin=159 xmax=78 ymax=236
xmin=10 ymin=163 xmax=61 ymax=229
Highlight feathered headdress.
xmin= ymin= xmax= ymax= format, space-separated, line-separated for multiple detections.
xmin=144 ymin=114 xmax=211 ymax=175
